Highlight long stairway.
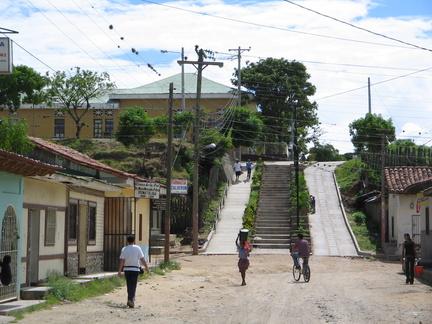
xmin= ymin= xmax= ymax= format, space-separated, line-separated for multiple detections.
xmin=253 ymin=163 xmax=291 ymax=249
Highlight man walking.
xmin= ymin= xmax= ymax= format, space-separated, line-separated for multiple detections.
xmin=118 ymin=235 xmax=150 ymax=308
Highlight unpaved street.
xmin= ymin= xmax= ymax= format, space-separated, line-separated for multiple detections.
xmin=17 ymin=254 xmax=431 ymax=324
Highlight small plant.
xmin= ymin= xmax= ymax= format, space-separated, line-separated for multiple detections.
xmin=158 ymin=260 xmax=181 ymax=271
xmin=353 ymin=211 xmax=366 ymax=225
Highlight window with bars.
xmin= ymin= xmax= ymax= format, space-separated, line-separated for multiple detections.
xmin=45 ymin=209 xmax=56 ymax=246
xmin=105 ymin=119 xmax=114 ymax=137
xmin=54 ymin=119 xmax=65 ymax=138
xmin=93 ymin=119 xmax=102 ymax=138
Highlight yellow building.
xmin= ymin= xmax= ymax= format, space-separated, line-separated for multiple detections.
xmin=0 ymin=73 xmax=255 ymax=140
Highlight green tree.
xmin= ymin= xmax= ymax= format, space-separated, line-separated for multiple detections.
xmin=46 ymin=67 xmax=115 ymax=138
xmin=221 ymin=107 xmax=263 ymax=148
xmin=309 ymin=142 xmax=343 ymax=161
xmin=0 ymin=117 xmax=34 ymax=154
xmin=0 ymin=65 xmax=47 ymax=111
xmin=349 ymin=113 xmax=395 ymax=153
xmin=233 ymin=58 xmax=319 ymax=148
xmin=115 ymin=106 xmax=156 ymax=147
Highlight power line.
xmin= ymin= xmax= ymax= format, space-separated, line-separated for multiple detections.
xmin=284 ymin=0 xmax=432 ymax=53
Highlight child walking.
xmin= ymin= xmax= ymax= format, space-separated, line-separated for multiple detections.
xmin=236 ymin=236 xmax=250 ymax=286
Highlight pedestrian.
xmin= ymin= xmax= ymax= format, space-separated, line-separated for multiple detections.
xmin=246 ymin=159 xmax=253 ymax=180
xmin=401 ymin=233 xmax=416 ymax=284
xmin=236 ymin=235 xmax=250 ymax=286
xmin=118 ymin=235 xmax=150 ymax=308
xmin=291 ymin=233 xmax=310 ymax=269
xmin=234 ymin=159 xmax=242 ymax=181
xmin=0 ymin=255 xmax=12 ymax=286
xmin=310 ymin=195 xmax=316 ymax=213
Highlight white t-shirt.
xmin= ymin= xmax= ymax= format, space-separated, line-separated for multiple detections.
xmin=119 ymin=244 xmax=145 ymax=271
xmin=234 ymin=162 xmax=242 ymax=172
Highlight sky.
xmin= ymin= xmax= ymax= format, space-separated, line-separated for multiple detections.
xmin=1 ymin=0 xmax=432 ymax=154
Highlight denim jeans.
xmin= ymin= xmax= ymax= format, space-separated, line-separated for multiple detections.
xmin=405 ymin=256 xmax=415 ymax=282
xmin=292 ymin=252 xmax=300 ymax=267
xmin=124 ymin=271 xmax=140 ymax=301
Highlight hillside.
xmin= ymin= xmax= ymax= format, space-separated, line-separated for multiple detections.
xmin=58 ymin=138 xmax=193 ymax=182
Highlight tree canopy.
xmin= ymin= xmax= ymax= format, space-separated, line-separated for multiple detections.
xmin=309 ymin=142 xmax=343 ymax=162
xmin=46 ymin=67 xmax=115 ymax=138
xmin=233 ymin=58 xmax=319 ymax=148
xmin=0 ymin=65 xmax=46 ymax=111
xmin=0 ymin=117 xmax=34 ymax=154
xmin=221 ymin=107 xmax=263 ymax=148
xmin=115 ymin=106 xmax=156 ymax=147
xmin=349 ymin=113 xmax=395 ymax=153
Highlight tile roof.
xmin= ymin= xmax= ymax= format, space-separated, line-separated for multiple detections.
xmin=385 ymin=166 xmax=432 ymax=193
xmin=0 ymin=149 xmax=62 ymax=177
xmin=29 ymin=137 xmax=155 ymax=183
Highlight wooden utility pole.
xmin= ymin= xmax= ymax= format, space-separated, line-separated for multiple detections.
xmin=164 ymin=83 xmax=174 ymax=263
xmin=228 ymin=46 xmax=250 ymax=107
xmin=380 ymin=134 xmax=386 ymax=245
xmin=178 ymin=46 xmax=223 ymax=255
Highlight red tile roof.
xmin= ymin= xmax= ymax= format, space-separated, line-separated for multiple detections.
xmin=385 ymin=166 xmax=432 ymax=193
xmin=0 ymin=149 xmax=62 ymax=177
xmin=29 ymin=137 xmax=156 ymax=183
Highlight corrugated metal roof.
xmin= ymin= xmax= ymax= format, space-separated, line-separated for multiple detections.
xmin=110 ymin=73 xmax=236 ymax=97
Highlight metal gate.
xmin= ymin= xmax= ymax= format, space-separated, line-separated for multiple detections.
xmin=104 ymin=198 xmax=133 ymax=271
xmin=0 ymin=205 xmax=18 ymax=301
xmin=412 ymin=214 xmax=421 ymax=247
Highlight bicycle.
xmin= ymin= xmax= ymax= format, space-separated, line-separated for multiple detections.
xmin=293 ymin=257 xmax=310 ymax=282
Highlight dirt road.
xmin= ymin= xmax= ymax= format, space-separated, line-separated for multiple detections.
xmin=17 ymin=254 xmax=431 ymax=324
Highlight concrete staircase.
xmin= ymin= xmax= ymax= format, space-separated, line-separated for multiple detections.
xmin=253 ymin=164 xmax=292 ymax=249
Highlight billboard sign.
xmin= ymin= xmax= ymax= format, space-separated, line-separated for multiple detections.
xmin=171 ymin=179 xmax=188 ymax=194
xmin=0 ymin=38 xmax=12 ymax=74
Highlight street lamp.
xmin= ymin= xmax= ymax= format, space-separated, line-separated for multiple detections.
xmin=161 ymin=48 xmax=186 ymax=112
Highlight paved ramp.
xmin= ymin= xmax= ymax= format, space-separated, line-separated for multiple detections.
xmin=305 ymin=162 xmax=358 ymax=256
xmin=204 ymin=172 xmax=252 ymax=254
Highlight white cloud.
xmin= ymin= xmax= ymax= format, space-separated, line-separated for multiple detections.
xmin=1 ymin=0 xmax=432 ymax=154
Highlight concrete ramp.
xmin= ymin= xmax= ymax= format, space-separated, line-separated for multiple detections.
xmin=305 ymin=162 xmax=358 ymax=257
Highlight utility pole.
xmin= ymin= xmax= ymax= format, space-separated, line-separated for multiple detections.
xmin=178 ymin=46 xmax=223 ymax=255
xmin=164 ymin=83 xmax=174 ymax=263
xmin=368 ymin=77 xmax=371 ymax=114
xmin=228 ymin=46 xmax=250 ymax=107
xmin=293 ymin=101 xmax=300 ymax=228
xmin=380 ymin=134 xmax=386 ymax=246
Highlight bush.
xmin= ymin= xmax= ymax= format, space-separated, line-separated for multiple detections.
xmin=353 ymin=211 xmax=366 ymax=225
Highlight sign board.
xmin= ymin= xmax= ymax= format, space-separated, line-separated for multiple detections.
xmin=171 ymin=179 xmax=188 ymax=194
xmin=153 ymin=199 xmax=166 ymax=211
xmin=0 ymin=38 xmax=12 ymax=74
xmin=135 ymin=182 xmax=160 ymax=199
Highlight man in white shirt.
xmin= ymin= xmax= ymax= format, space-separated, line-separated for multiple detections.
xmin=118 ymin=235 xmax=150 ymax=308
xmin=234 ymin=159 xmax=242 ymax=181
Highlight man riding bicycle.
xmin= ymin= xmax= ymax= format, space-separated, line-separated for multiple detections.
xmin=291 ymin=233 xmax=310 ymax=269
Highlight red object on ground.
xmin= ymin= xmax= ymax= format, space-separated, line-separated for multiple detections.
xmin=414 ymin=266 xmax=423 ymax=276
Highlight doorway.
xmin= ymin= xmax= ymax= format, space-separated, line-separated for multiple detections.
xmin=28 ymin=209 xmax=40 ymax=285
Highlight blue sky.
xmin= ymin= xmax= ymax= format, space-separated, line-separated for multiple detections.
xmin=1 ymin=0 xmax=432 ymax=153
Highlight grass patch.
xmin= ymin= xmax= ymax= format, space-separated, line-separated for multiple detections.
xmin=346 ymin=211 xmax=380 ymax=252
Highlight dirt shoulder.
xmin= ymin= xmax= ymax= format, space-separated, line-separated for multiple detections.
xmin=17 ymin=254 xmax=432 ymax=324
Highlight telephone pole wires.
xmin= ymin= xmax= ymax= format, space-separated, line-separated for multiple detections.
xmin=228 ymin=46 xmax=250 ymax=107
xmin=178 ymin=46 xmax=223 ymax=255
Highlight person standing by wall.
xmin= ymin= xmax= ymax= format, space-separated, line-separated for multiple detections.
xmin=401 ymin=233 xmax=416 ymax=284
xmin=0 ymin=255 xmax=12 ymax=286
xmin=118 ymin=235 xmax=150 ymax=308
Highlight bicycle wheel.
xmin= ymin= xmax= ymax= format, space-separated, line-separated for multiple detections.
xmin=293 ymin=265 xmax=301 ymax=281
xmin=303 ymin=264 xmax=311 ymax=282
